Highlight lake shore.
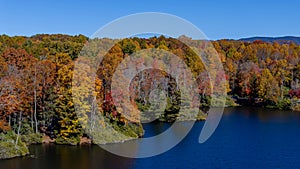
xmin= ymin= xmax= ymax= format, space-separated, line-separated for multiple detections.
xmin=1 ymin=98 xmax=299 ymax=160
xmin=1 ymin=107 xmax=300 ymax=169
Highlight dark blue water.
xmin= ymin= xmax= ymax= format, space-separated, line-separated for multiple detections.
xmin=1 ymin=107 xmax=300 ymax=169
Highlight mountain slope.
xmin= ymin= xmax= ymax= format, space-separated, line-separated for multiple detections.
xmin=239 ymin=36 xmax=300 ymax=45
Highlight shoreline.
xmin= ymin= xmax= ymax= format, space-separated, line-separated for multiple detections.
xmin=1 ymin=103 xmax=300 ymax=160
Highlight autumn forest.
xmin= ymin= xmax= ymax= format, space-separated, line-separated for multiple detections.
xmin=1 ymin=34 xmax=300 ymax=159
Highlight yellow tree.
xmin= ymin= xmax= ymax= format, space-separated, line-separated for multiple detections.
xmin=54 ymin=53 xmax=82 ymax=144
xmin=73 ymin=57 xmax=102 ymax=133
xmin=258 ymin=68 xmax=280 ymax=103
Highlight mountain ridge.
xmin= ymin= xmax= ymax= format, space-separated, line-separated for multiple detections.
xmin=238 ymin=36 xmax=300 ymax=44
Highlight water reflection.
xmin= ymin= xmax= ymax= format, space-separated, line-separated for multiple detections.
xmin=142 ymin=121 xmax=171 ymax=138
xmin=223 ymin=107 xmax=300 ymax=123
xmin=0 ymin=145 xmax=135 ymax=169
xmin=1 ymin=107 xmax=300 ymax=169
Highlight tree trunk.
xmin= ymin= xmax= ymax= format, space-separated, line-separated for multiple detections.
xmin=15 ymin=112 xmax=22 ymax=145
xmin=280 ymin=82 xmax=284 ymax=99
xmin=90 ymin=96 xmax=97 ymax=133
xmin=8 ymin=114 xmax=11 ymax=126
xmin=31 ymin=111 xmax=34 ymax=131
xmin=34 ymin=66 xmax=38 ymax=133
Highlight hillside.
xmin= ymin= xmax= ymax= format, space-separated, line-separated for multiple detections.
xmin=239 ymin=36 xmax=300 ymax=45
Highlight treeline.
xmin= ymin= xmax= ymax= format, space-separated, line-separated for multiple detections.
xmin=0 ymin=34 xmax=300 ymax=148
xmin=212 ymin=39 xmax=300 ymax=109
xmin=0 ymin=34 xmax=90 ymax=145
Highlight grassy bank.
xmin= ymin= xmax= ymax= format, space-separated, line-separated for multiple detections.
xmin=0 ymin=132 xmax=30 ymax=159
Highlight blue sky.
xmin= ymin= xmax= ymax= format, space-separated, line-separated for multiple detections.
xmin=1 ymin=0 xmax=299 ymax=40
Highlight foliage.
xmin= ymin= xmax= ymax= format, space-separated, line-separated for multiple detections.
xmin=276 ymin=98 xmax=292 ymax=110
xmin=0 ymin=131 xmax=29 ymax=159
xmin=289 ymin=88 xmax=300 ymax=98
xmin=0 ymin=34 xmax=300 ymax=159
xmin=21 ymin=133 xmax=43 ymax=145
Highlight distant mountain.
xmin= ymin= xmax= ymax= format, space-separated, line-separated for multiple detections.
xmin=239 ymin=36 xmax=300 ymax=45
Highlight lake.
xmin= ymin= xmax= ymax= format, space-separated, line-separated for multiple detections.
xmin=1 ymin=107 xmax=300 ymax=169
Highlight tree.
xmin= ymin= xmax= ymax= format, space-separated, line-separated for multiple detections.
xmin=257 ymin=68 xmax=280 ymax=103
xmin=54 ymin=54 xmax=82 ymax=144
xmin=73 ymin=57 xmax=102 ymax=133
xmin=35 ymin=59 xmax=56 ymax=128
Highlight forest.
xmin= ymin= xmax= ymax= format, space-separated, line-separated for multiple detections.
xmin=0 ymin=34 xmax=300 ymax=159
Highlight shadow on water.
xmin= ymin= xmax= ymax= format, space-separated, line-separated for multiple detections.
xmin=1 ymin=107 xmax=300 ymax=169
xmin=0 ymin=144 xmax=135 ymax=169
xmin=142 ymin=121 xmax=172 ymax=138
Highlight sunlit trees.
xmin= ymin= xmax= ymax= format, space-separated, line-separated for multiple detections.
xmin=0 ymin=48 xmax=36 ymax=143
xmin=257 ymin=68 xmax=280 ymax=102
xmin=0 ymin=34 xmax=300 ymax=144
xmin=53 ymin=53 xmax=82 ymax=144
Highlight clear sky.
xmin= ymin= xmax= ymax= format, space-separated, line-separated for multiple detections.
xmin=1 ymin=0 xmax=299 ymax=40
